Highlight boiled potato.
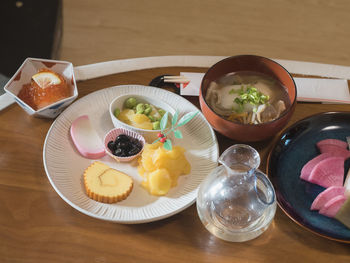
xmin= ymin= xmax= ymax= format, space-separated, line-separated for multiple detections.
xmin=138 ymin=142 xmax=191 ymax=195
xmin=148 ymin=169 xmax=171 ymax=196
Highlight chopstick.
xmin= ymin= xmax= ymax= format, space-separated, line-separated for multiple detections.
xmin=163 ymin=75 xmax=190 ymax=84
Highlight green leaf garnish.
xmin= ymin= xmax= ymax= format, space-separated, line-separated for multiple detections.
xmin=177 ymin=111 xmax=199 ymax=127
xmin=174 ymin=130 xmax=183 ymax=139
xmin=153 ymin=110 xmax=199 ymax=150
xmin=163 ymin=139 xmax=172 ymax=151
xmin=172 ymin=110 xmax=179 ymax=127
xmin=160 ymin=111 xmax=169 ymax=132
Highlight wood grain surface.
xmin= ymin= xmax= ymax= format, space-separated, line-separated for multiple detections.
xmin=2 ymin=0 xmax=350 ymax=261
xmin=62 ymin=0 xmax=350 ymax=67
xmin=1 ymin=67 xmax=350 ymax=263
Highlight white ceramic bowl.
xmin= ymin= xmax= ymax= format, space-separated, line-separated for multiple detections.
xmin=4 ymin=57 xmax=78 ymax=118
xmin=109 ymin=94 xmax=176 ymax=142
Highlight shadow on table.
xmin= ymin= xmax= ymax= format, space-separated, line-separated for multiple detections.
xmin=275 ymin=209 xmax=350 ymax=255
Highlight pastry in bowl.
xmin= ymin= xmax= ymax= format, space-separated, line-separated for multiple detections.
xmin=17 ymin=68 xmax=72 ymax=110
xmin=4 ymin=58 xmax=78 ymax=118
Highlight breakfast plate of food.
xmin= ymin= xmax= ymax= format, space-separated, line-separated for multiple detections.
xmin=43 ymin=85 xmax=219 ymax=223
xmin=268 ymin=112 xmax=350 ymax=243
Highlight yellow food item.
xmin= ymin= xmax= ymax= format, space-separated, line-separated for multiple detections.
xmin=83 ymin=161 xmax=133 ymax=203
xmin=132 ymin=113 xmax=153 ymax=130
xmin=148 ymin=169 xmax=172 ymax=195
xmin=32 ymin=71 xmax=61 ymax=87
xmin=137 ymin=142 xmax=191 ymax=196
xmin=118 ymin=109 xmax=134 ymax=125
xmin=133 ymin=113 xmax=149 ymax=124
xmin=118 ymin=109 xmax=153 ymax=130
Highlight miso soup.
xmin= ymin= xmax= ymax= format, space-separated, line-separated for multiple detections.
xmin=205 ymin=71 xmax=291 ymax=124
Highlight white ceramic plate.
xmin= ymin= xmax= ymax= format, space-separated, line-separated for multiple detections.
xmin=43 ymin=85 xmax=219 ymax=223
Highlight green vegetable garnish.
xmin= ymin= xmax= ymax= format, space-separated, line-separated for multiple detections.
xmin=152 ymin=121 xmax=160 ymax=130
xmin=144 ymin=105 xmax=152 ymax=115
xmin=125 ymin=97 xmax=137 ymax=109
xmin=136 ymin=103 xmax=145 ymax=114
xmin=229 ymin=85 xmax=245 ymax=95
xmin=233 ymin=85 xmax=269 ymax=109
xmin=148 ymin=115 xmax=155 ymax=122
xmin=158 ymin=109 xmax=166 ymax=117
xmin=114 ymin=108 xmax=120 ymax=117
xmin=143 ymin=107 xmax=152 ymax=115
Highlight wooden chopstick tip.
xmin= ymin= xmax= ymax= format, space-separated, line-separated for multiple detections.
xmin=163 ymin=75 xmax=190 ymax=84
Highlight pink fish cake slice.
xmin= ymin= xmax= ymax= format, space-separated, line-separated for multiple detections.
xmin=310 ymin=186 xmax=345 ymax=210
xmin=309 ymin=157 xmax=345 ymax=188
xmin=317 ymin=144 xmax=350 ymax=159
xmin=319 ymin=195 xmax=347 ymax=218
xmin=70 ymin=115 xmax=106 ymax=159
xmin=316 ymin=139 xmax=348 ymax=149
xmin=300 ymin=153 xmax=333 ymax=181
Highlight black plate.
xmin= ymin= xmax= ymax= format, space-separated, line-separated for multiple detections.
xmin=268 ymin=112 xmax=350 ymax=243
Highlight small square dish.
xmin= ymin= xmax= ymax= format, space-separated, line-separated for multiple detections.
xmin=4 ymin=57 xmax=78 ymax=118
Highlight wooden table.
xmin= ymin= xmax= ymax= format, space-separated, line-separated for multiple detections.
xmin=2 ymin=0 xmax=350 ymax=260
xmin=61 ymin=0 xmax=350 ymax=67
xmin=1 ymin=66 xmax=350 ymax=262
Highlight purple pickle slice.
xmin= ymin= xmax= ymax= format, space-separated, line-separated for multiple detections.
xmin=319 ymin=195 xmax=347 ymax=218
xmin=316 ymin=139 xmax=348 ymax=149
xmin=317 ymin=144 xmax=350 ymax=159
xmin=300 ymin=153 xmax=333 ymax=181
xmin=308 ymin=157 xmax=345 ymax=188
xmin=310 ymin=186 xmax=345 ymax=211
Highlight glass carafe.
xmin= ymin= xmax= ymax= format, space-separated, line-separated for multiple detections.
xmin=197 ymin=144 xmax=276 ymax=242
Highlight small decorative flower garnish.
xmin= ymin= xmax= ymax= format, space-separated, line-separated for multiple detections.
xmin=153 ymin=110 xmax=199 ymax=150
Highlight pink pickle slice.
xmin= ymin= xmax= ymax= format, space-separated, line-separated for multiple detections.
xmin=317 ymin=144 xmax=350 ymax=159
xmin=319 ymin=195 xmax=347 ymax=218
xmin=300 ymin=153 xmax=333 ymax=181
xmin=308 ymin=157 xmax=345 ymax=188
xmin=70 ymin=115 xmax=106 ymax=159
xmin=316 ymin=139 xmax=348 ymax=149
xmin=310 ymin=186 xmax=345 ymax=210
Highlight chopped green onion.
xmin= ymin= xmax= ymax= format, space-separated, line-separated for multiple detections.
xmin=232 ymin=84 xmax=269 ymax=110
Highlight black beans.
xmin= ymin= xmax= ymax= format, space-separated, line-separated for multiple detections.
xmin=108 ymin=134 xmax=142 ymax=157
xmin=107 ymin=141 xmax=116 ymax=150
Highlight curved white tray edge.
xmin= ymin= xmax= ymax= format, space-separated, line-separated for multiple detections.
xmin=73 ymin=55 xmax=350 ymax=81
xmin=2 ymin=55 xmax=350 ymax=110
